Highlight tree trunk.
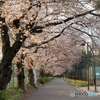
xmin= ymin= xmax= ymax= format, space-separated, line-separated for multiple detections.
xmin=40 ymin=69 xmax=45 ymax=77
xmin=16 ymin=62 xmax=25 ymax=91
xmin=0 ymin=41 xmax=26 ymax=90
xmin=28 ymin=68 xmax=36 ymax=88
xmin=0 ymin=18 xmax=26 ymax=90
xmin=0 ymin=45 xmax=12 ymax=90
xmin=0 ymin=31 xmax=26 ymax=90
xmin=0 ymin=22 xmax=12 ymax=90
xmin=0 ymin=61 xmax=12 ymax=90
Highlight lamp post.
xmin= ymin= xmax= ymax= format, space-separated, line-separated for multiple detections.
xmin=86 ymin=43 xmax=90 ymax=90
xmin=92 ymin=50 xmax=97 ymax=91
xmin=93 ymin=58 xmax=97 ymax=91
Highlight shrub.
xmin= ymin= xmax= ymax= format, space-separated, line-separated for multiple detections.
xmin=0 ymin=90 xmax=7 ymax=100
xmin=37 ymin=77 xmax=53 ymax=84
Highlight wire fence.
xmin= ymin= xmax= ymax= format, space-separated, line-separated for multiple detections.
xmin=7 ymin=63 xmax=29 ymax=89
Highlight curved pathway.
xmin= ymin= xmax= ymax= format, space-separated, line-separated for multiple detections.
xmin=23 ymin=78 xmax=99 ymax=100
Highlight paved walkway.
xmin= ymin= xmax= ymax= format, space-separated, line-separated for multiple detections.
xmin=23 ymin=78 xmax=100 ymax=100
xmin=80 ymin=86 xmax=100 ymax=94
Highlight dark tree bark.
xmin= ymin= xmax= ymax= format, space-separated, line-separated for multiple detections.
xmin=28 ymin=68 xmax=36 ymax=88
xmin=0 ymin=36 xmax=26 ymax=90
xmin=16 ymin=62 xmax=25 ymax=91
xmin=40 ymin=69 xmax=45 ymax=77
xmin=16 ymin=53 xmax=26 ymax=91
xmin=0 ymin=18 xmax=26 ymax=90
xmin=0 ymin=38 xmax=26 ymax=90
xmin=0 ymin=23 xmax=12 ymax=90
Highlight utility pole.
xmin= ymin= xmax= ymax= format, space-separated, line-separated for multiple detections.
xmin=81 ymin=42 xmax=97 ymax=91
xmin=93 ymin=53 xmax=97 ymax=91
xmin=87 ymin=43 xmax=97 ymax=91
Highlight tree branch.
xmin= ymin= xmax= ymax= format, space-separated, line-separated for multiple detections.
xmin=0 ymin=18 xmax=10 ymax=56
xmin=90 ymin=12 xmax=100 ymax=17
xmin=71 ymin=26 xmax=99 ymax=39
xmin=11 ymin=32 xmax=27 ymax=58
xmin=30 ymin=9 xmax=95 ymax=33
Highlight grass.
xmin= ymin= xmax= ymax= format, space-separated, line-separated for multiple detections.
xmin=63 ymin=78 xmax=88 ymax=87
xmin=7 ymin=89 xmax=24 ymax=100
xmin=0 ymin=89 xmax=24 ymax=100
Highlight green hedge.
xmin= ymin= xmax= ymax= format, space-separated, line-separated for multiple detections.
xmin=64 ymin=78 xmax=88 ymax=87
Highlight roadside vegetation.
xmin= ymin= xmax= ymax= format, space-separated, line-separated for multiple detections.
xmin=63 ymin=78 xmax=88 ymax=87
xmin=0 ymin=89 xmax=23 ymax=100
xmin=0 ymin=77 xmax=53 ymax=100
xmin=37 ymin=77 xmax=54 ymax=85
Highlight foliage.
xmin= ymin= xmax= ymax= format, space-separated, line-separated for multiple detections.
xmin=64 ymin=78 xmax=88 ymax=87
xmin=37 ymin=77 xmax=53 ymax=85
xmin=0 ymin=89 xmax=23 ymax=100
xmin=95 ymin=54 xmax=100 ymax=66
xmin=78 ymin=51 xmax=92 ymax=68
xmin=95 ymin=0 xmax=100 ymax=8
xmin=6 ymin=89 xmax=24 ymax=100
xmin=0 ymin=90 xmax=7 ymax=100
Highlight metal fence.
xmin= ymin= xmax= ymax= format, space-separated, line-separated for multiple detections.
xmin=7 ymin=63 xmax=29 ymax=89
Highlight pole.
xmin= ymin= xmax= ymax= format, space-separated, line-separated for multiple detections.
xmin=87 ymin=43 xmax=97 ymax=91
xmin=93 ymin=53 xmax=97 ymax=91
xmin=87 ymin=63 xmax=90 ymax=90
xmin=87 ymin=43 xmax=89 ymax=90
xmin=81 ymin=42 xmax=97 ymax=91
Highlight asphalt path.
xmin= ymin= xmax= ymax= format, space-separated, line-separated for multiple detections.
xmin=23 ymin=78 xmax=100 ymax=100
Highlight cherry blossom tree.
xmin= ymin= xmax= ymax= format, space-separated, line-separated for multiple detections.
xmin=0 ymin=0 xmax=99 ymax=90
